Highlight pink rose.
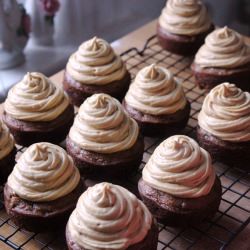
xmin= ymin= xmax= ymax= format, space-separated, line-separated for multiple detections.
xmin=40 ymin=0 xmax=60 ymax=16
xmin=22 ymin=14 xmax=31 ymax=35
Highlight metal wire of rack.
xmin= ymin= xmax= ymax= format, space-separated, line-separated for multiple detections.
xmin=0 ymin=35 xmax=249 ymax=250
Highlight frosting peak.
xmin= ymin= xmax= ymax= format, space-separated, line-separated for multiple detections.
xmin=69 ymin=94 xmax=139 ymax=154
xmin=4 ymin=72 xmax=69 ymax=122
xmin=142 ymin=135 xmax=216 ymax=198
xmin=198 ymin=83 xmax=250 ymax=142
xmin=194 ymin=27 xmax=250 ymax=68
xmin=67 ymin=182 xmax=152 ymax=250
xmin=158 ymin=0 xmax=212 ymax=36
xmin=66 ymin=37 xmax=127 ymax=85
xmin=125 ymin=64 xmax=187 ymax=115
xmin=7 ymin=142 xmax=81 ymax=202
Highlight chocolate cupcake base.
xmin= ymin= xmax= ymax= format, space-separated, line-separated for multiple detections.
xmin=138 ymin=177 xmax=222 ymax=226
xmin=0 ymin=147 xmax=16 ymax=185
xmin=157 ymin=23 xmax=214 ymax=56
xmin=197 ymin=126 xmax=250 ymax=170
xmin=123 ymin=100 xmax=191 ymax=137
xmin=63 ymin=71 xmax=131 ymax=107
xmin=4 ymin=180 xmax=85 ymax=232
xmin=191 ymin=62 xmax=250 ymax=91
xmin=66 ymin=136 xmax=144 ymax=181
xmin=2 ymin=105 xmax=75 ymax=147
xmin=66 ymin=219 xmax=158 ymax=250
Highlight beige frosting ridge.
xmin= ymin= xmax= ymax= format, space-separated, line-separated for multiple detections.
xmin=7 ymin=142 xmax=80 ymax=202
xmin=66 ymin=37 xmax=127 ymax=85
xmin=159 ymin=0 xmax=212 ymax=36
xmin=0 ymin=120 xmax=15 ymax=160
xmin=125 ymin=64 xmax=187 ymax=115
xmin=198 ymin=83 xmax=250 ymax=142
xmin=4 ymin=72 xmax=69 ymax=122
xmin=67 ymin=182 xmax=152 ymax=250
xmin=69 ymin=93 xmax=139 ymax=154
xmin=194 ymin=26 xmax=250 ymax=68
xmin=142 ymin=135 xmax=215 ymax=198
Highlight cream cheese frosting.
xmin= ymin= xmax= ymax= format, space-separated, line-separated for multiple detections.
xmin=125 ymin=64 xmax=187 ymax=115
xmin=0 ymin=120 xmax=15 ymax=160
xmin=198 ymin=83 xmax=250 ymax=142
xmin=142 ymin=135 xmax=216 ymax=198
xmin=194 ymin=26 xmax=250 ymax=68
xmin=7 ymin=142 xmax=80 ymax=202
xmin=67 ymin=182 xmax=152 ymax=250
xmin=69 ymin=93 xmax=139 ymax=154
xmin=66 ymin=37 xmax=127 ymax=85
xmin=158 ymin=0 xmax=212 ymax=36
xmin=4 ymin=72 xmax=69 ymax=122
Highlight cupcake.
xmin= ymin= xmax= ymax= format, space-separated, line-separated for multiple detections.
xmin=123 ymin=64 xmax=190 ymax=137
xmin=0 ymin=120 xmax=16 ymax=184
xmin=157 ymin=0 xmax=213 ymax=56
xmin=66 ymin=182 xmax=158 ymax=250
xmin=138 ymin=135 xmax=222 ymax=226
xmin=63 ymin=37 xmax=131 ymax=106
xmin=66 ymin=93 xmax=144 ymax=181
xmin=191 ymin=27 xmax=250 ymax=91
xmin=3 ymin=72 xmax=74 ymax=146
xmin=197 ymin=83 xmax=250 ymax=169
xmin=4 ymin=142 xmax=84 ymax=232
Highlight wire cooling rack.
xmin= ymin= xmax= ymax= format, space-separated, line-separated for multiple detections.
xmin=0 ymin=35 xmax=249 ymax=250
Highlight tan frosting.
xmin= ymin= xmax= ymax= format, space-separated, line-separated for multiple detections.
xmin=159 ymin=0 xmax=211 ymax=36
xmin=7 ymin=142 xmax=80 ymax=202
xmin=194 ymin=27 xmax=250 ymax=68
xmin=4 ymin=72 xmax=69 ymax=122
xmin=125 ymin=64 xmax=187 ymax=115
xmin=198 ymin=83 xmax=250 ymax=142
xmin=142 ymin=135 xmax=216 ymax=198
xmin=67 ymin=182 xmax=152 ymax=250
xmin=66 ymin=37 xmax=127 ymax=85
xmin=69 ymin=93 xmax=139 ymax=154
xmin=0 ymin=120 xmax=15 ymax=160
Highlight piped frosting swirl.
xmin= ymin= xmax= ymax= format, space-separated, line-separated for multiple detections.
xmin=159 ymin=0 xmax=212 ymax=36
xmin=7 ymin=142 xmax=80 ymax=202
xmin=4 ymin=72 xmax=69 ymax=122
xmin=67 ymin=182 xmax=152 ymax=250
xmin=0 ymin=120 xmax=15 ymax=160
xmin=66 ymin=37 xmax=127 ymax=85
xmin=142 ymin=135 xmax=215 ymax=198
xmin=69 ymin=93 xmax=139 ymax=154
xmin=198 ymin=83 xmax=250 ymax=142
xmin=194 ymin=27 xmax=250 ymax=68
xmin=125 ymin=64 xmax=187 ymax=115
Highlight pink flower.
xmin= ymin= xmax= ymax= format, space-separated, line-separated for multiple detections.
xmin=40 ymin=0 xmax=60 ymax=16
xmin=22 ymin=14 xmax=31 ymax=35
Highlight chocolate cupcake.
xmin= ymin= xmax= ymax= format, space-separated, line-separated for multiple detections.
xmin=197 ymin=83 xmax=250 ymax=169
xmin=138 ymin=135 xmax=222 ymax=226
xmin=3 ymin=72 xmax=74 ymax=146
xmin=157 ymin=0 xmax=213 ymax=56
xmin=66 ymin=182 xmax=158 ymax=250
xmin=4 ymin=142 xmax=84 ymax=232
xmin=192 ymin=27 xmax=250 ymax=91
xmin=63 ymin=37 xmax=131 ymax=106
xmin=123 ymin=64 xmax=190 ymax=137
xmin=66 ymin=93 xmax=144 ymax=181
xmin=0 ymin=120 xmax=16 ymax=184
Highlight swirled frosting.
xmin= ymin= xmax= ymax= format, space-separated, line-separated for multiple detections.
xmin=66 ymin=37 xmax=127 ymax=85
xmin=67 ymin=182 xmax=152 ymax=250
xmin=69 ymin=93 xmax=139 ymax=154
xmin=7 ymin=142 xmax=80 ymax=202
xmin=0 ymin=120 xmax=15 ymax=160
xmin=142 ymin=135 xmax=216 ymax=198
xmin=198 ymin=83 xmax=250 ymax=142
xmin=194 ymin=27 xmax=250 ymax=68
xmin=125 ymin=64 xmax=187 ymax=115
xmin=4 ymin=72 xmax=69 ymax=122
xmin=158 ymin=0 xmax=212 ymax=36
